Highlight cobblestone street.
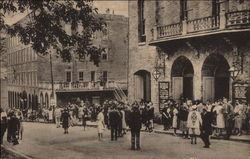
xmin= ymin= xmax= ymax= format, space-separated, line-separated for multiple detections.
xmin=2 ymin=122 xmax=250 ymax=159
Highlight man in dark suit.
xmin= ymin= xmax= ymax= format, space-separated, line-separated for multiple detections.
xmin=7 ymin=111 xmax=20 ymax=145
xmin=200 ymin=108 xmax=213 ymax=148
xmin=128 ymin=104 xmax=142 ymax=150
xmin=109 ymin=106 xmax=120 ymax=141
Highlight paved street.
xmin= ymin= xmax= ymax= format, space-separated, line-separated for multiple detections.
xmin=2 ymin=122 xmax=250 ymax=159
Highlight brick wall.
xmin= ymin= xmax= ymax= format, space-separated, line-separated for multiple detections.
xmin=37 ymin=14 xmax=128 ymax=87
xmin=128 ymin=0 xmax=250 ymax=111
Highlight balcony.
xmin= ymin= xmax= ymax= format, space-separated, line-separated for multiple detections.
xmin=150 ymin=10 xmax=250 ymax=45
xmin=38 ymin=81 xmax=127 ymax=92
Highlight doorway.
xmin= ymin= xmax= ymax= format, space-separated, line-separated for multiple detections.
xmin=134 ymin=70 xmax=151 ymax=102
xmin=202 ymin=54 xmax=230 ymax=102
xmin=171 ymin=56 xmax=194 ymax=102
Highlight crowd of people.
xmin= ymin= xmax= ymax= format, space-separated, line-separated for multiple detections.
xmin=0 ymin=108 xmax=23 ymax=145
xmin=1 ymin=97 xmax=249 ymax=149
xmin=161 ymin=98 xmax=250 ymax=147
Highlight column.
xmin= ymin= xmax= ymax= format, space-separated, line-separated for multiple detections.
xmin=193 ymin=67 xmax=202 ymax=101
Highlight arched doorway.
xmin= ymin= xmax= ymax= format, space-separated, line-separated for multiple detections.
xmin=45 ymin=93 xmax=49 ymax=108
xmin=202 ymin=54 xmax=230 ymax=102
xmin=17 ymin=93 xmax=20 ymax=108
xmin=40 ymin=93 xmax=44 ymax=107
xmin=171 ymin=56 xmax=194 ymax=102
xmin=28 ymin=94 xmax=31 ymax=109
xmin=22 ymin=91 xmax=28 ymax=110
xmin=134 ymin=70 xmax=151 ymax=102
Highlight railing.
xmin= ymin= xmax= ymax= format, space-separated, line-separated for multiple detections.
xmin=157 ymin=23 xmax=182 ymax=38
xmin=226 ymin=10 xmax=250 ymax=27
xmin=187 ymin=16 xmax=219 ymax=33
xmin=56 ymin=81 xmax=119 ymax=90
xmin=151 ymin=10 xmax=250 ymax=42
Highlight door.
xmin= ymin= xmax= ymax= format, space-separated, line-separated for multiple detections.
xmin=203 ymin=77 xmax=215 ymax=102
xmin=134 ymin=75 xmax=144 ymax=101
xmin=183 ymin=77 xmax=193 ymax=100
xmin=172 ymin=77 xmax=183 ymax=102
xmin=215 ymin=77 xmax=229 ymax=100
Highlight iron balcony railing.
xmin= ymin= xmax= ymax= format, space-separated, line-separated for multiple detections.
xmin=151 ymin=10 xmax=250 ymax=42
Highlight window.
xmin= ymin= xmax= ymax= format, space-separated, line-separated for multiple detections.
xmin=138 ymin=0 xmax=146 ymax=42
xmin=78 ymin=71 xmax=84 ymax=81
xmin=180 ymin=0 xmax=188 ymax=20
xmin=91 ymin=71 xmax=95 ymax=82
xmin=102 ymin=71 xmax=108 ymax=82
xmin=212 ymin=0 xmax=220 ymax=16
xmin=102 ymin=49 xmax=108 ymax=60
xmin=66 ymin=71 xmax=72 ymax=82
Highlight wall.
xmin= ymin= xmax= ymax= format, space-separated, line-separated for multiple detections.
xmin=128 ymin=0 xmax=250 ymax=112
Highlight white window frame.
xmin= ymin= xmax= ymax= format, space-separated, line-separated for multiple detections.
xmin=65 ymin=70 xmax=72 ymax=82
xmin=78 ymin=71 xmax=84 ymax=81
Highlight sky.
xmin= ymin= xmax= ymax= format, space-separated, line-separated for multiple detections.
xmin=4 ymin=1 xmax=128 ymax=25
xmin=94 ymin=1 xmax=128 ymax=17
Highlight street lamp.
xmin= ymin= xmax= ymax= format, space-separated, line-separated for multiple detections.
xmin=229 ymin=65 xmax=240 ymax=82
xmin=152 ymin=69 xmax=161 ymax=81
xmin=229 ymin=65 xmax=240 ymax=104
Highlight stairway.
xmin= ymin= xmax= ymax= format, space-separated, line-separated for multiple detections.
xmin=113 ymin=82 xmax=127 ymax=103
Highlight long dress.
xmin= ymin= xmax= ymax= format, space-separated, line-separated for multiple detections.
xmin=61 ymin=112 xmax=70 ymax=129
xmin=121 ymin=110 xmax=127 ymax=129
xmin=234 ymin=104 xmax=244 ymax=129
xmin=214 ymin=105 xmax=225 ymax=129
xmin=172 ymin=108 xmax=178 ymax=128
xmin=97 ymin=112 xmax=105 ymax=133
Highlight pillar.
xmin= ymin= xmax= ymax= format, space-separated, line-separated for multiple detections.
xmin=193 ymin=67 xmax=202 ymax=101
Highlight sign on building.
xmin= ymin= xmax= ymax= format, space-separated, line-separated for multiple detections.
xmin=159 ymin=81 xmax=170 ymax=111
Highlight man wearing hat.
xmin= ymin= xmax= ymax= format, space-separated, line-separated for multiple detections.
xmin=109 ymin=106 xmax=120 ymax=141
xmin=128 ymin=103 xmax=142 ymax=150
xmin=200 ymin=108 xmax=213 ymax=148
xmin=7 ymin=111 xmax=20 ymax=145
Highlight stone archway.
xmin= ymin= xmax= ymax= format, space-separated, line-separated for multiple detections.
xmin=45 ymin=93 xmax=49 ymax=108
xmin=171 ymin=56 xmax=194 ymax=102
xmin=134 ymin=70 xmax=151 ymax=102
xmin=202 ymin=53 xmax=230 ymax=102
xmin=40 ymin=93 xmax=44 ymax=107
xmin=28 ymin=94 xmax=31 ymax=109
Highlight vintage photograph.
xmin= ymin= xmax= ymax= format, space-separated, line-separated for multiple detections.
xmin=0 ymin=0 xmax=249 ymax=159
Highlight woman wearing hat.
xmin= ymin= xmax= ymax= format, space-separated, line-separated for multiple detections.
xmin=97 ymin=107 xmax=105 ymax=141
xmin=61 ymin=108 xmax=71 ymax=134
xmin=187 ymin=105 xmax=202 ymax=144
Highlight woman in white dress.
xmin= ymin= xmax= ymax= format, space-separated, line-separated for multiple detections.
xmin=121 ymin=108 xmax=127 ymax=135
xmin=172 ymin=105 xmax=179 ymax=136
xmin=97 ymin=108 xmax=105 ymax=141
xmin=234 ymin=101 xmax=245 ymax=136
xmin=214 ymin=102 xmax=225 ymax=135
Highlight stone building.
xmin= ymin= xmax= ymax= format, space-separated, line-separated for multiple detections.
xmin=6 ymin=13 xmax=128 ymax=110
xmin=128 ymin=0 xmax=250 ymax=112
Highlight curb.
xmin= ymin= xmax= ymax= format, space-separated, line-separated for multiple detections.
xmin=1 ymin=145 xmax=32 ymax=159
xmin=152 ymin=130 xmax=250 ymax=143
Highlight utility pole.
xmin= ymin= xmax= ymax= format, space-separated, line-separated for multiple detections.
xmin=50 ymin=53 xmax=55 ymax=100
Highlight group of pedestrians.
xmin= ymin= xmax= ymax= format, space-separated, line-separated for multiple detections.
xmin=0 ymin=108 xmax=23 ymax=146
xmin=2 ymin=97 xmax=249 ymax=150
xmin=161 ymin=98 xmax=250 ymax=148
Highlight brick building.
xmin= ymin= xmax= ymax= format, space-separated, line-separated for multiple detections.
xmin=6 ymin=13 xmax=128 ymax=110
xmin=128 ymin=0 xmax=250 ymax=112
